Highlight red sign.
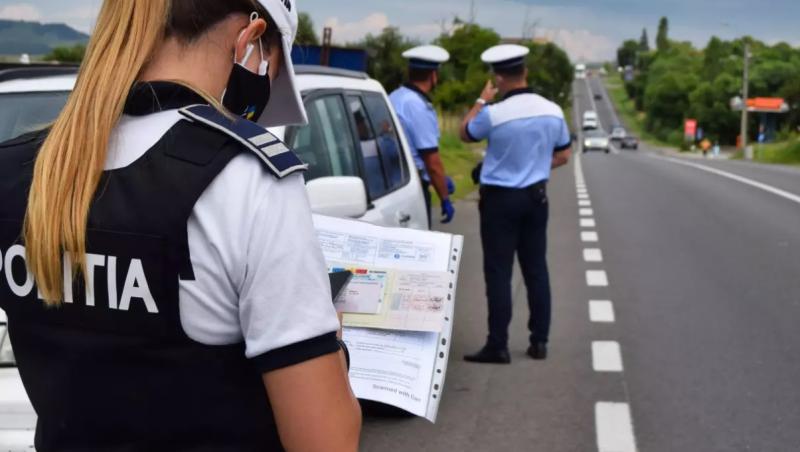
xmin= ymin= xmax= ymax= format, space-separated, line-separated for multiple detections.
xmin=684 ymin=119 xmax=698 ymax=138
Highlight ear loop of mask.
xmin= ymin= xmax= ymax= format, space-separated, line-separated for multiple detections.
xmin=235 ymin=12 xmax=270 ymax=76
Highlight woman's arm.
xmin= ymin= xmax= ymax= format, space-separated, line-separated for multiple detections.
xmin=264 ymin=351 xmax=362 ymax=452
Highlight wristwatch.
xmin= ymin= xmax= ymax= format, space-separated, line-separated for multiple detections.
xmin=476 ymin=98 xmax=487 ymax=105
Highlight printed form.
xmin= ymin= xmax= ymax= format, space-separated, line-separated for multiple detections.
xmin=313 ymin=215 xmax=464 ymax=422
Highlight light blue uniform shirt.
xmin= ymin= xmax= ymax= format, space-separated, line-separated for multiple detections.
xmin=468 ymin=89 xmax=571 ymax=188
xmin=389 ymin=85 xmax=441 ymax=182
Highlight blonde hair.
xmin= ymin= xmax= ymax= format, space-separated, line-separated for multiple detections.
xmin=24 ymin=1 xmax=170 ymax=304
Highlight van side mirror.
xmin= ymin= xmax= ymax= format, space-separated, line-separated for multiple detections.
xmin=306 ymin=177 xmax=369 ymax=219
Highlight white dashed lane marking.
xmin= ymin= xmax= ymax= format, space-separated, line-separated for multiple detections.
xmin=580 ymin=218 xmax=596 ymax=228
xmin=579 ymin=200 xmax=592 ymax=207
xmin=595 ymin=402 xmax=638 ymax=452
xmin=592 ymin=341 xmax=624 ymax=372
xmin=578 ymin=193 xmax=590 ymax=200
xmin=589 ymin=300 xmax=615 ymax=323
xmin=583 ymin=248 xmax=603 ymax=262
xmin=581 ymin=231 xmax=599 ymax=243
xmin=586 ymin=270 xmax=609 ymax=287
xmin=580 ymin=208 xmax=594 ymax=217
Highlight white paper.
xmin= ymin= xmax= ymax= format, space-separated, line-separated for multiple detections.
xmin=313 ymin=215 xmax=463 ymax=423
xmin=314 ymin=215 xmax=452 ymax=272
xmin=343 ymin=327 xmax=438 ymax=418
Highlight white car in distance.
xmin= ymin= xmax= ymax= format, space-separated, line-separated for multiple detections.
xmin=0 ymin=65 xmax=430 ymax=450
xmin=582 ymin=110 xmax=599 ymax=130
xmin=583 ymin=129 xmax=611 ymax=154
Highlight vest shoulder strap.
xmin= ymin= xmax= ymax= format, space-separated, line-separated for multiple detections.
xmin=178 ymin=104 xmax=308 ymax=179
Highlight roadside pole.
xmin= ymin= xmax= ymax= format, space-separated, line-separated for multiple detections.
xmin=741 ymin=43 xmax=751 ymax=160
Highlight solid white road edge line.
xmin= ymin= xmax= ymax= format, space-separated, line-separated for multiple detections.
xmin=659 ymin=156 xmax=800 ymax=205
xmin=595 ymin=402 xmax=638 ymax=452
xmin=592 ymin=341 xmax=624 ymax=372
xmin=589 ymin=300 xmax=615 ymax=322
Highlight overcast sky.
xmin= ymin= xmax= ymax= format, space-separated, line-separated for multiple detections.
xmin=1 ymin=0 xmax=798 ymax=62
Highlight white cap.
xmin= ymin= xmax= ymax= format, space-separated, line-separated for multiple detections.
xmin=481 ymin=44 xmax=530 ymax=71
xmin=256 ymin=0 xmax=307 ymax=127
xmin=402 ymin=45 xmax=450 ymax=70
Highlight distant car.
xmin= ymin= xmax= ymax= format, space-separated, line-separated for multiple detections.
xmin=610 ymin=126 xmax=627 ymax=142
xmin=620 ymin=135 xmax=639 ymax=150
xmin=583 ymin=129 xmax=610 ymax=154
xmin=582 ymin=110 xmax=599 ymax=130
xmin=594 ymin=93 xmax=602 ymax=101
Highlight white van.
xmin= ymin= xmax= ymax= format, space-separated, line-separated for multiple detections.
xmin=0 ymin=65 xmax=429 ymax=449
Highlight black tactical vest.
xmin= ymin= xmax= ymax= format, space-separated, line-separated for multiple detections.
xmin=0 ymin=83 xmax=305 ymax=451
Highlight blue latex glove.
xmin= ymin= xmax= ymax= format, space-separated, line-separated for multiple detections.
xmin=441 ymin=199 xmax=455 ymax=224
xmin=446 ymin=176 xmax=456 ymax=196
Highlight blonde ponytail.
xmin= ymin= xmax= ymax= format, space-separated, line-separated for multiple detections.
xmin=24 ymin=1 xmax=171 ymax=304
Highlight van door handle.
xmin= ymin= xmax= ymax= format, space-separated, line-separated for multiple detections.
xmin=398 ymin=212 xmax=412 ymax=225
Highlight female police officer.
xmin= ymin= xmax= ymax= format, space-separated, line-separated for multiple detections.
xmin=0 ymin=1 xmax=361 ymax=450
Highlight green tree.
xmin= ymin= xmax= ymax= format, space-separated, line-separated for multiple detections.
xmin=44 ymin=44 xmax=85 ymax=63
xmin=296 ymin=12 xmax=319 ymax=46
xmin=656 ymin=17 xmax=670 ymax=52
xmin=617 ymin=39 xmax=639 ymax=68
xmin=527 ymin=41 xmax=574 ymax=108
xmin=434 ymin=23 xmax=501 ymax=110
xmin=359 ymin=27 xmax=416 ymax=93
xmin=639 ymin=28 xmax=650 ymax=52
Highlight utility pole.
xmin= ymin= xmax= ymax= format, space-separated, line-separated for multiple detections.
xmin=741 ymin=42 xmax=751 ymax=160
xmin=469 ymin=0 xmax=476 ymax=24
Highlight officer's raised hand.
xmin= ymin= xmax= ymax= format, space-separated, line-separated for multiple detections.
xmin=441 ymin=199 xmax=455 ymax=224
xmin=480 ymin=80 xmax=499 ymax=103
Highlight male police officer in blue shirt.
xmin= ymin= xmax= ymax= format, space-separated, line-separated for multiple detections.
xmin=390 ymin=45 xmax=456 ymax=227
xmin=461 ymin=44 xmax=572 ymax=364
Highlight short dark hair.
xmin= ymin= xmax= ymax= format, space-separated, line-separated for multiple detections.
xmin=494 ymin=63 xmax=526 ymax=79
xmin=409 ymin=67 xmax=436 ymax=83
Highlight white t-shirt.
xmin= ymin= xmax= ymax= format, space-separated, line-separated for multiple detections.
xmin=106 ymin=110 xmax=340 ymax=361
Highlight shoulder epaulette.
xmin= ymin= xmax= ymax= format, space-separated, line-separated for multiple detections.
xmin=178 ymin=105 xmax=307 ymax=179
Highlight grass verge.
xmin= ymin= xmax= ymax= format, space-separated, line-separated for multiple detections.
xmin=752 ymin=138 xmax=800 ymax=165
xmin=437 ymin=131 xmax=483 ymax=201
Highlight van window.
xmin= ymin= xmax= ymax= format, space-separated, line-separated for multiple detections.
xmin=0 ymin=91 xmax=70 ymax=143
xmin=289 ymin=95 xmax=359 ymax=181
xmin=362 ymin=93 xmax=408 ymax=191
xmin=348 ymin=95 xmax=388 ymax=199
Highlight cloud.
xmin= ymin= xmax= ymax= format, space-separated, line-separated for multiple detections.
xmin=539 ymin=28 xmax=616 ymax=62
xmin=0 ymin=3 xmax=42 ymax=21
xmin=324 ymin=13 xmax=391 ymax=44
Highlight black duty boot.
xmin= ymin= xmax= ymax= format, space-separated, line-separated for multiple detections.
xmin=527 ymin=342 xmax=548 ymax=360
xmin=464 ymin=346 xmax=511 ymax=364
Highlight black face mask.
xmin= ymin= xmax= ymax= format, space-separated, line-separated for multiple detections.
xmin=223 ymin=44 xmax=271 ymax=123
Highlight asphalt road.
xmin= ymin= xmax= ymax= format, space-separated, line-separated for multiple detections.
xmin=359 ymin=77 xmax=800 ymax=452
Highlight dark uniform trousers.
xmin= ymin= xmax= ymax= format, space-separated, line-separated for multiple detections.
xmin=479 ymin=181 xmax=551 ymax=350
xmin=420 ymin=171 xmax=433 ymax=228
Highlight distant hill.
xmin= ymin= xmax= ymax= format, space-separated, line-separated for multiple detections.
xmin=0 ymin=19 xmax=89 ymax=55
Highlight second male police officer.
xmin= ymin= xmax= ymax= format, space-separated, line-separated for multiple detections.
xmin=461 ymin=45 xmax=572 ymax=364
xmin=390 ymin=45 xmax=455 ymax=227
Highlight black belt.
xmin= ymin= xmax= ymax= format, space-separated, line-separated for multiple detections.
xmin=481 ymin=180 xmax=547 ymax=193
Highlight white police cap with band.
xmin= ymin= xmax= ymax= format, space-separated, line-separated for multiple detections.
xmin=481 ymin=44 xmax=530 ymax=71
xmin=255 ymin=0 xmax=307 ymax=127
xmin=402 ymin=45 xmax=451 ymax=70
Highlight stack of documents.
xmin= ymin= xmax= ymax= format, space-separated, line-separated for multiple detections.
xmin=314 ymin=215 xmax=464 ymax=422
